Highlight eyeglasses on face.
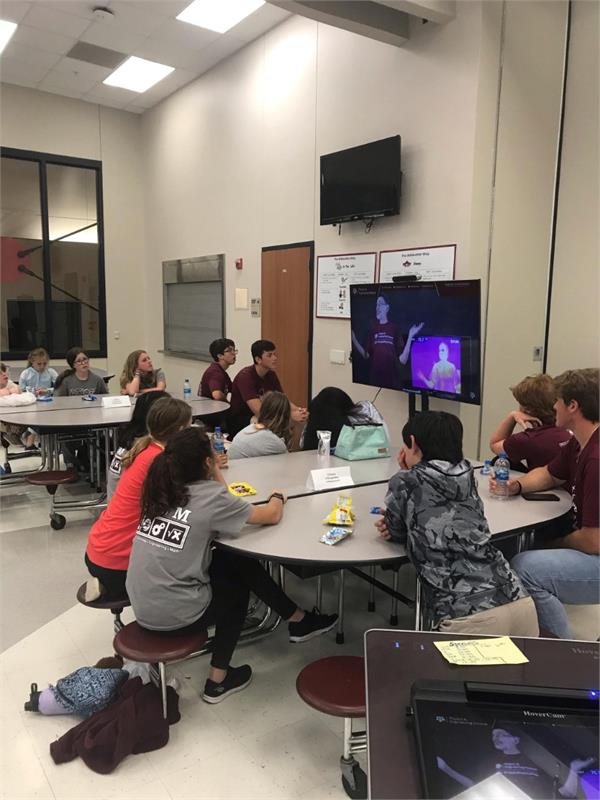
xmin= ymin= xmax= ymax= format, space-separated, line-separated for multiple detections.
xmin=223 ymin=348 xmax=238 ymax=354
xmin=74 ymin=357 xmax=89 ymax=364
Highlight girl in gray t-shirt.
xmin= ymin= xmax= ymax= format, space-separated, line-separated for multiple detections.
xmin=228 ymin=390 xmax=291 ymax=459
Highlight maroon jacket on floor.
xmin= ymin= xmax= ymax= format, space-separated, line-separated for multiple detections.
xmin=50 ymin=677 xmax=180 ymax=774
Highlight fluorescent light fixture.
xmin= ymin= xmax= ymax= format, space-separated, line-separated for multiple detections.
xmin=177 ymin=0 xmax=265 ymax=34
xmin=103 ymin=56 xmax=174 ymax=93
xmin=0 ymin=20 xmax=17 ymax=55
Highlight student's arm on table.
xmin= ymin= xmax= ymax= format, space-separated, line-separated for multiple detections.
xmin=488 ymin=465 xmax=564 ymax=496
xmin=211 ymin=389 xmax=227 ymax=401
xmin=247 ymin=491 xmax=287 ymax=525
xmin=489 ymin=410 xmax=541 ymax=455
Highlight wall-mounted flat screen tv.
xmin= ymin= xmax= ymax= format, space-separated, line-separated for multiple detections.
xmin=320 ymin=135 xmax=401 ymax=225
xmin=350 ymin=279 xmax=481 ymax=405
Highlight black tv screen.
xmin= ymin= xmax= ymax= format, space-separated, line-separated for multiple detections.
xmin=350 ymin=280 xmax=481 ymax=405
xmin=320 ymin=136 xmax=401 ymax=225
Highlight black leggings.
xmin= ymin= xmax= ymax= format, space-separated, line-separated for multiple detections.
xmin=85 ymin=553 xmax=128 ymax=600
xmin=157 ymin=549 xmax=297 ymax=671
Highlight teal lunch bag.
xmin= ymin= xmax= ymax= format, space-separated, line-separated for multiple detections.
xmin=334 ymin=423 xmax=390 ymax=461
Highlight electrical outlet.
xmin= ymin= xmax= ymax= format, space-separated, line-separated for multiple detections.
xmin=532 ymin=345 xmax=543 ymax=362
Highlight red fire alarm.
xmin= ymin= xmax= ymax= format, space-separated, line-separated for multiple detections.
xmin=235 ymin=258 xmax=243 ymax=270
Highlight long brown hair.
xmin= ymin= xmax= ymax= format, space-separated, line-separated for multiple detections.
xmin=141 ymin=427 xmax=213 ymax=521
xmin=120 ymin=350 xmax=146 ymax=390
xmin=257 ymin=391 xmax=292 ymax=447
xmin=121 ymin=397 xmax=191 ymax=468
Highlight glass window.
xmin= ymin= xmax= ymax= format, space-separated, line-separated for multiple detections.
xmin=0 ymin=149 xmax=106 ymax=360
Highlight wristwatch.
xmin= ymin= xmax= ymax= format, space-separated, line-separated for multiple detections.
xmin=268 ymin=492 xmax=285 ymax=504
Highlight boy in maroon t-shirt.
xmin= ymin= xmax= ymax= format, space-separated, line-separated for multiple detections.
xmin=351 ymin=294 xmax=423 ymax=389
xmin=228 ymin=339 xmax=307 ymax=437
xmin=493 ymin=369 xmax=599 ymax=638
xmin=199 ymin=338 xmax=236 ymax=400
xmin=489 ymin=373 xmax=572 ymax=470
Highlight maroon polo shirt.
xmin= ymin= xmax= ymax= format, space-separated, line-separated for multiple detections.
xmin=199 ymin=362 xmax=232 ymax=399
xmin=229 ymin=365 xmax=283 ymax=419
xmin=503 ymin=424 xmax=572 ymax=470
xmin=547 ymin=427 xmax=599 ymax=531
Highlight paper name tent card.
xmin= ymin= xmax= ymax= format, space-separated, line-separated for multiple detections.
xmin=307 ymin=466 xmax=354 ymax=491
xmin=101 ymin=395 xmax=131 ymax=408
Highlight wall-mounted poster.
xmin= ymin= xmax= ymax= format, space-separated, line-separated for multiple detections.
xmin=316 ymin=252 xmax=377 ymax=319
xmin=379 ymin=244 xmax=456 ymax=283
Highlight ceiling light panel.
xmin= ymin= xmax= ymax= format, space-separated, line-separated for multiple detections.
xmin=103 ymin=56 xmax=174 ymax=93
xmin=177 ymin=0 xmax=265 ymax=34
xmin=0 ymin=19 xmax=17 ymax=54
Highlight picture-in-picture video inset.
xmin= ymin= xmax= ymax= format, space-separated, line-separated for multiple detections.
xmin=349 ymin=280 xmax=481 ymax=405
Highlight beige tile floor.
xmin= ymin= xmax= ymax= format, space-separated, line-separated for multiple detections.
xmin=0 ymin=462 xmax=416 ymax=800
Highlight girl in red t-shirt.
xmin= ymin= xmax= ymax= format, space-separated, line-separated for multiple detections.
xmin=84 ymin=397 xmax=192 ymax=601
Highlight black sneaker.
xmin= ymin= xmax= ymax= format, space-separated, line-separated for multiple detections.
xmin=202 ymin=664 xmax=252 ymax=704
xmin=288 ymin=607 xmax=338 ymax=643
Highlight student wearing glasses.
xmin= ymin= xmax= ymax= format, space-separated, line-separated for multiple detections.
xmin=54 ymin=348 xmax=108 ymax=397
xmin=199 ymin=338 xmax=237 ymax=401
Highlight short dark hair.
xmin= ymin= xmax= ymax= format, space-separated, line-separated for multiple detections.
xmin=251 ymin=339 xmax=276 ymax=363
xmin=209 ymin=338 xmax=235 ymax=362
xmin=554 ymin=369 xmax=599 ymax=422
xmin=402 ymin=411 xmax=463 ymax=464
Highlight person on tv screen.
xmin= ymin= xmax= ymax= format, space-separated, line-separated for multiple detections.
xmin=351 ymin=294 xmax=423 ymax=389
xmin=436 ymin=725 xmax=595 ymax=799
xmin=418 ymin=341 xmax=461 ymax=394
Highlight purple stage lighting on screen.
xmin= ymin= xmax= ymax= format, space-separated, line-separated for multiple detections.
xmin=411 ymin=337 xmax=461 ymax=394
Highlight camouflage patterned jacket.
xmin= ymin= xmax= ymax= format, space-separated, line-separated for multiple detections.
xmin=384 ymin=459 xmax=527 ymax=628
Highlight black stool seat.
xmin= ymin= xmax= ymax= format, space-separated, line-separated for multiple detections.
xmin=297 ymin=656 xmax=365 ymax=718
xmin=76 ymin=582 xmax=130 ymax=612
xmin=26 ymin=469 xmax=77 ymax=487
xmin=114 ymin=621 xmax=208 ymax=664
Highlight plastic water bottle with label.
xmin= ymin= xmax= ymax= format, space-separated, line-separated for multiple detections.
xmin=213 ymin=426 xmax=225 ymax=457
xmin=492 ymin=452 xmax=510 ymax=500
xmin=183 ymin=378 xmax=192 ymax=403
xmin=481 ymin=459 xmax=492 ymax=476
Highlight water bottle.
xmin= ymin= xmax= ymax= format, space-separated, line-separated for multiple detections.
xmin=492 ymin=452 xmax=510 ymax=500
xmin=317 ymin=430 xmax=332 ymax=459
xmin=183 ymin=378 xmax=192 ymax=403
xmin=481 ymin=459 xmax=492 ymax=476
xmin=213 ymin=426 xmax=225 ymax=456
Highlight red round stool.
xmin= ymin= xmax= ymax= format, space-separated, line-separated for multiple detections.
xmin=114 ymin=622 xmax=208 ymax=718
xmin=297 ymin=656 xmax=367 ymax=798
xmin=25 ymin=469 xmax=77 ymax=529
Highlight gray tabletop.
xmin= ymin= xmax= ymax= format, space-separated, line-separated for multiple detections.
xmin=225 ymin=449 xmax=401 ymax=503
xmin=0 ymin=396 xmax=227 ymax=429
xmin=217 ymin=482 xmax=572 ymax=565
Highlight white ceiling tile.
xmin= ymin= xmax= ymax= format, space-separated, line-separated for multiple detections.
xmin=136 ymin=67 xmax=194 ymax=101
xmin=52 ymin=57 xmax=112 ymax=83
xmin=126 ymin=0 xmax=189 ymax=18
xmin=0 ymin=1 xmax=32 ymax=23
xmin=12 ymin=24 xmax=76 ymax=56
xmin=38 ymin=67 xmax=99 ymax=93
xmin=38 ymin=2 xmax=113 ymax=22
xmin=191 ymin=34 xmax=248 ymax=73
xmin=228 ymin=4 xmax=290 ymax=42
xmin=122 ymin=102 xmax=147 ymax=114
xmin=2 ymin=39 xmax=61 ymax=69
xmin=1 ymin=74 xmax=39 ymax=89
xmin=106 ymin=1 xmax=168 ymax=36
xmin=80 ymin=20 xmax=147 ymax=53
xmin=84 ymin=91 xmax=132 ymax=110
xmin=83 ymin=82 xmax=137 ymax=103
xmin=134 ymin=37 xmax=213 ymax=71
xmin=21 ymin=3 xmax=92 ymax=38
xmin=154 ymin=17 xmax=220 ymax=49
xmin=0 ymin=55 xmax=49 ymax=82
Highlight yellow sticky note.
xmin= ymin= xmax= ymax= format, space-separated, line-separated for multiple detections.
xmin=434 ymin=636 xmax=529 ymax=666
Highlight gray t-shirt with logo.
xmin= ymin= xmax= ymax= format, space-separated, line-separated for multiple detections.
xmin=54 ymin=372 xmax=108 ymax=397
xmin=228 ymin=424 xmax=287 ymax=459
xmin=126 ymin=481 xmax=252 ymax=630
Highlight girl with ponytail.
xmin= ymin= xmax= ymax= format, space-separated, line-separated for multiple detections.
xmin=127 ymin=427 xmax=337 ymax=704
xmin=84 ymin=397 xmax=192 ymax=601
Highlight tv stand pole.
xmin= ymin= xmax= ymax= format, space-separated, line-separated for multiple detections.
xmin=408 ymin=393 xmax=429 ymax=419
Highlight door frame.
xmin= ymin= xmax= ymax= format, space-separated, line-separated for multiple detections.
xmin=261 ymin=240 xmax=315 ymax=403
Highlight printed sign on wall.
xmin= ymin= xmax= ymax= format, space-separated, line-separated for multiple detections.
xmin=379 ymin=244 xmax=456 ymax=283
xmin=316 ymin=252 xmax=377 ymax=319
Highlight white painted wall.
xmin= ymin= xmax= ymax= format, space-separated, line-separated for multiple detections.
xmin=0 ymin=84 xmax=145 ymax=379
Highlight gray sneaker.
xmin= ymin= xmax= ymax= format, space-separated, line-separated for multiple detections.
xmin=202 ymin=664 xmax=252 ymax=704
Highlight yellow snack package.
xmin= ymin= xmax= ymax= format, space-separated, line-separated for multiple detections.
xmin=228 ymin=482 xmax=257 ymax=497
xmin=323 ymin=494 xmax=355 ymax=526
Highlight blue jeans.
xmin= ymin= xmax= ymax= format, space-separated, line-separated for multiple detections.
xmin=511 ymin=549 xmax=600 ymax=638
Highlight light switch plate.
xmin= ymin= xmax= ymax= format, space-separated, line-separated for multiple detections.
xmin=330 ymin=349 xmax=346 ymax=364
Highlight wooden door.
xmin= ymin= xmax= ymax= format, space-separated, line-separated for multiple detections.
xmin=261 ymin=243 xmax=313 ymax=408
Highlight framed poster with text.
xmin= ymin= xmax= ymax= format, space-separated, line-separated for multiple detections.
xmin=379 ymin=244 xmax=456 ymax=283
xmin=316 ymin=252 xmax=377 ymax=319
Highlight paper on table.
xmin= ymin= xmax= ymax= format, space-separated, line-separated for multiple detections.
xmin=434 ymin=636 xmax=529 ymax=666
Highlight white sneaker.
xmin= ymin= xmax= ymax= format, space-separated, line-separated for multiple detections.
xmin=84 ymin=577 xmax=103 ymax=602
